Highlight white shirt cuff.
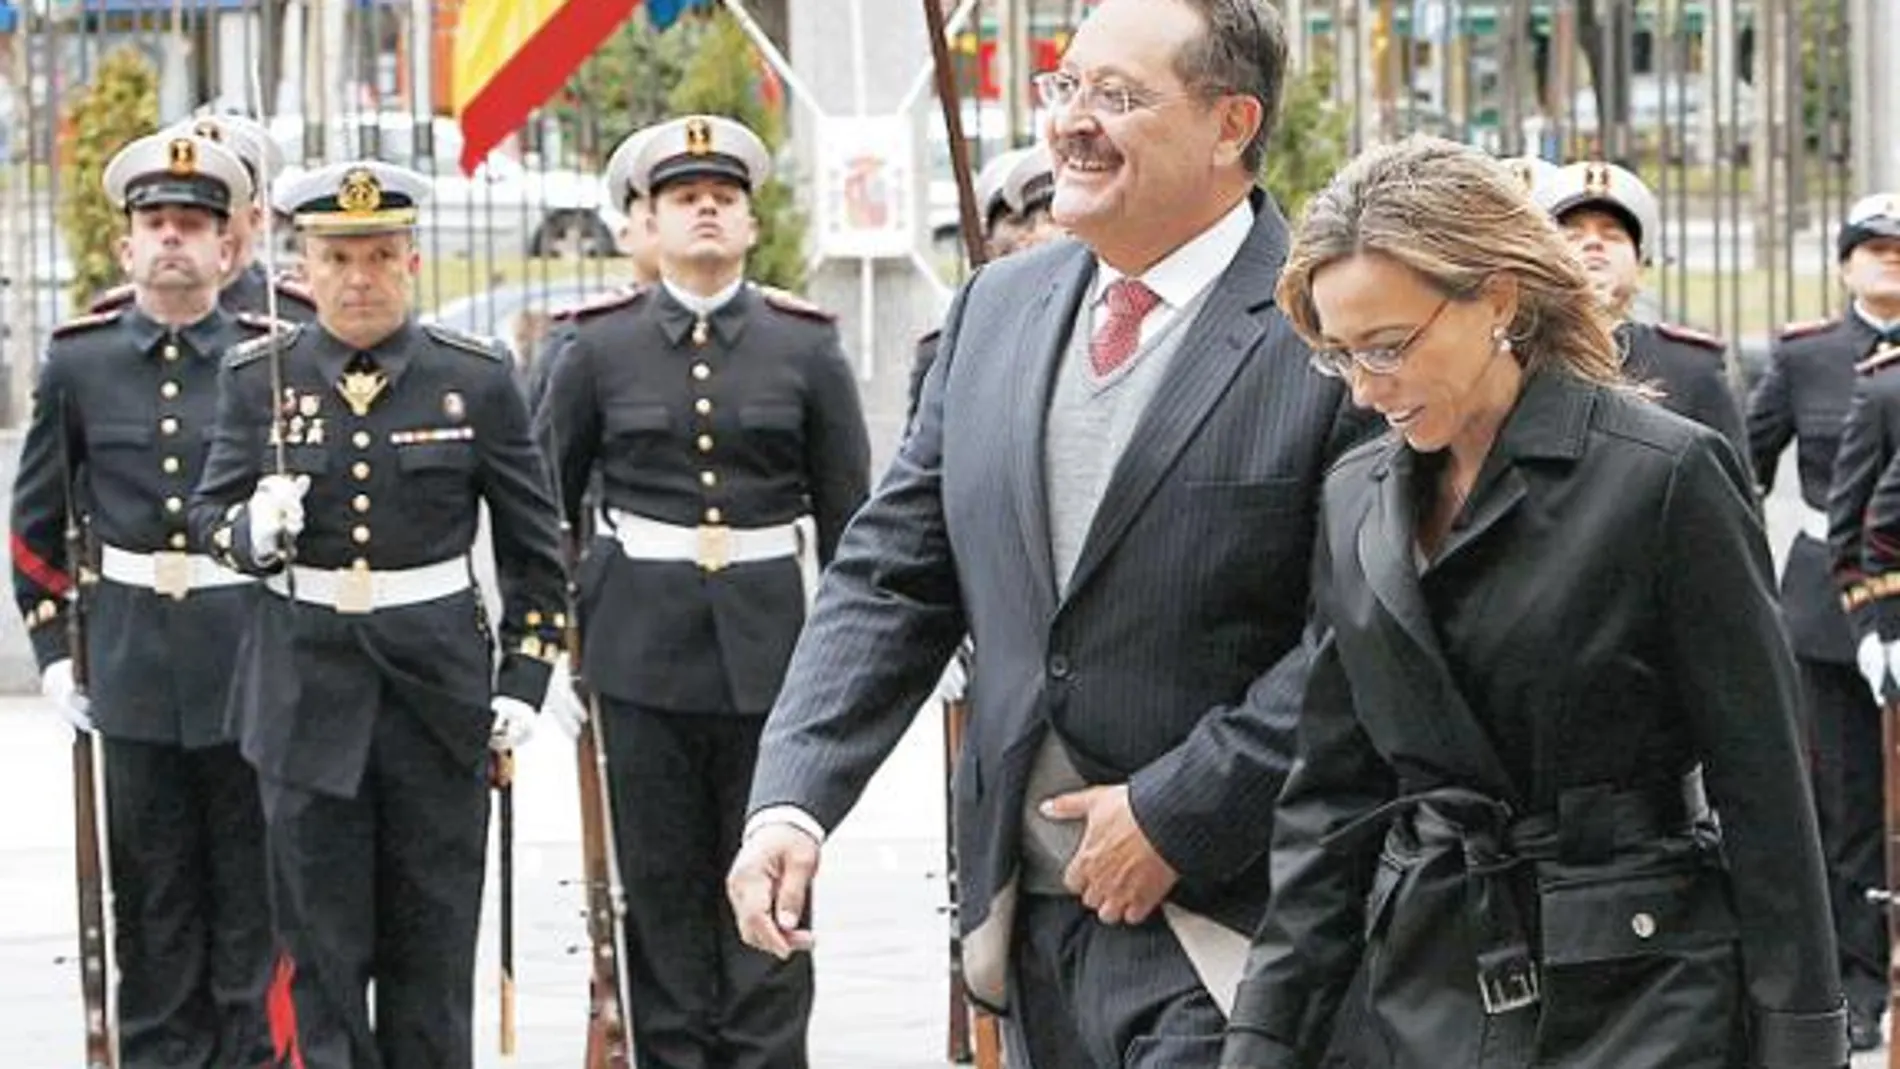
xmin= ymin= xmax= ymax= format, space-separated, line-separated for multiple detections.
xmin=745 ymin=804 xmax=828 ymax=846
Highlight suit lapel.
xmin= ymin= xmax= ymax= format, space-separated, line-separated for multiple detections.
xmin=1007 ymin=247 xmax=1093 ymax=607
xmin=1061 ymin=197 xmax=1288 ymax=601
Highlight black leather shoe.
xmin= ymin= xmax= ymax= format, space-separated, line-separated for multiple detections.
xmin=1849 ymin=1003 xmax=1883 ymax=1052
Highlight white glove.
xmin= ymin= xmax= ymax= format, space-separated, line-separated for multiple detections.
xmin=489 ymin=695 xmax=536 ymax=752
xmin=543 ymin=654 xmax=589 ymax=742
xmin=1858 ymin=634 xmax=1890 ymax=700
xmin=41 ymin=659 xmax=93 ymax=733
xmin=247 ymin=474 xmax=310 ymax=561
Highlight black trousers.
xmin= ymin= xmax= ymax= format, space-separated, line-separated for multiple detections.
xmin=1003 ymin=893 xmax=1228 ymax=1069
xmin=102 ymin=738 xmax=273 ymax=1069
xmin=257 ymin=702 xmax=490 ymax=1069
xmin=602 ymin=700 xmax=813 ymax=1069
xmin=1801 ymin=657 xmax=1889 ymax=1014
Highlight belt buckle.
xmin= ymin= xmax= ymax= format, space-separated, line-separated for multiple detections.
xmin=1476 ymin=945 xmax=1541 ymax=1015
xmin=334 ymin=561 xmax=375 ymax=615
xmin=152 ymin=551 xmax=191 ymax=600
xmin=697 ymin=525 xmax=730 ymax=572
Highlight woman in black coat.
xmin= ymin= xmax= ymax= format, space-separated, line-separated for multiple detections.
xmin=1220 ymin=136 xmax=1847 ymax=1069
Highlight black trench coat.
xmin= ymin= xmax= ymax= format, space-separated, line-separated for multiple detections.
xmin=1222 ymin=371 xmax=1847 ymax=1069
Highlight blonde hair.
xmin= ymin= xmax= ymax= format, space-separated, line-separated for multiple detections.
xmin=1276 ymin=134 xmax=1624 ymax=386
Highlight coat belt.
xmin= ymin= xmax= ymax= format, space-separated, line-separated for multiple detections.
xmin=597 ymin=507 xmax=819 ymax=605
xmin=263 ymin=556 xmax=471 ymax=614
xmin=1320 ymin=770 xmax=1710 ymax=1022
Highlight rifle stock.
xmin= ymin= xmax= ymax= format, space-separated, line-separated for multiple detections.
xmin=60 ymin=397 xmax=114 ymax=1069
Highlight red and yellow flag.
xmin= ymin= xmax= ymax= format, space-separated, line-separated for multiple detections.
xmin=452 ymin=0 xmax=640 ymax=174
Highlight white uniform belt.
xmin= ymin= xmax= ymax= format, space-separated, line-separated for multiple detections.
xmin=99 ymin=543 xmax=255 ymax=597
xmin=599 ymin=508 xmax=807 ymax=568
xmin=598 ymin=508 xmax=819 ymax=606
xmin=264 ymin=557 xmax=470 ymax=614
xmin=1801 ymin=504 xmax=1829 ymax=543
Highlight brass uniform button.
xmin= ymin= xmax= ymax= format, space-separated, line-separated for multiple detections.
xmin=161 ymin=344 xmax=179 ymax=361
xmin=700 ymin=471 xmax=717 ymax=488
xmin=353 ymin=430 xmax=372 ymax=449
xmin=162 ymin=456 xmax=181 ymax=474
xmin=352 ymin=461 xmax=371 ymax=481
xmin=159 ymin=381 xmax=179 ymax=400
xmin=697 ymin=435 xmax=713 ymax=453
xmin=1630 ymin=912 xmax=1656 ymax=939
xmin=169 ymin=532 xmax=187 ymax=550
xmin=695 ymin=398 xmax=712 ymax=416
xmin=160 ymin=417 xmax=179 ymax=436
xmin=352 ymin=494 xmax=371 ymax=513
xmin=705 ymin=507 xmax=723 ymax=524
xmin=351 ymin=525 xmax=371 ymax=545
xmin=164 ymin=496 xmax=183 ymax=514
xmin=692 ymin=363 xmax=711 ymax=381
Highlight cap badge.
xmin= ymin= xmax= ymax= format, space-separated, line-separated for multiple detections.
xmin=685 ymin=117 xmax=713 ymax=157
xmin=167 ymin=138 xmax=197 ymax=176
xmin=1583 ymin=163 xmax=1612 ymax=196
xmin=338 ymin=168 xmax=384 ymax=215
xmin=191 ymin=118 xmax=223 ymax=143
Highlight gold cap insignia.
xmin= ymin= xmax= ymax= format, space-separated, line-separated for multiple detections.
xmin=337 ymin=168 xmax=384 ymax=215
xmin=191 ymin=118 xmax=223 ymax=143
xmin=685 ymin=117 xmax=713 ymax=157
xmin=168 ymin=138 xmax=197 ymax=175
xmin=1583 ymin=163 xmax=1612 ymax=196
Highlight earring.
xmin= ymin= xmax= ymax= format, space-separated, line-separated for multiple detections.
xmin=1493 ymin=325 xmax=1512 ymax=355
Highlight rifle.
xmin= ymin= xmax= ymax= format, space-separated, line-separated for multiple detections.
xmin=546 ymin=416 xmax=633 ymax=1067
xmin=492 ymin=749 xmax=517 ymax=1056
xmin=58 ymin=396 xmax=114 ymax=1069
xmin=921 ymin=0 xmax=1003 ymax=1062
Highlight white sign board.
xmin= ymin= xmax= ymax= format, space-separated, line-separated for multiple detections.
xmin=814 ymin=115 xmax=916 ymax=260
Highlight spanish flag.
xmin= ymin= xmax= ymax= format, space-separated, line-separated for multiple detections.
xmin=452 ymin=0 xmax=639 ymax=174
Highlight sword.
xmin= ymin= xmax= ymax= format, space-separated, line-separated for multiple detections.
xmin=247 ymin=60 xmax=297 ymax=586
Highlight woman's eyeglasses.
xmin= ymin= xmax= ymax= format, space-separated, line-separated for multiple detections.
xmin=1309 ymin=296 xmax=1455 ymax=379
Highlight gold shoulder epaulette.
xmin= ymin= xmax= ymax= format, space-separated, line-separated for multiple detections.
xmin=550 ymin=284 xmax=646 ymax=322
xmin=757 ymin=285 xmax=837 ymax=323
xmin=422 ymin=322 xmax=504 ymax=361
xmin=51 ymin=308 xmax=124 ymax=338
xmin=226 ymin=324 xmax=301 ymax=367
xmin=1654 ymin=322 xmax=1725 ymax=352
xmin=1856 ymin=343 xmax=1900 ymax=376
xmin=86 ymin=283 xmax=134 ymax=314
xmin=1779 ymin=317 xmax=1837 ymax=341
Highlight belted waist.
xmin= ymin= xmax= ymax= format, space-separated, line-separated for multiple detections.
xmin=1322 ymin=769 xmax=1711 ymax=1018
xmin=597 ymin=507 xmax=811 ymax=572
xmin=264 ymin=557 xmax=471 ymax=614
xmin=100 ymin=543 xmax=257 ymax=598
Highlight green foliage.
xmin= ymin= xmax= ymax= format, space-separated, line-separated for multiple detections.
xmin=59 ymin=46 xmax=158 ymax=313
xmin=1262 ymin=58 xmax=1348 ymax=225
xmin=549 ymin=16 xmax=702 ymax=168
xmin=667 ymin=9 xmax=808 ymax=292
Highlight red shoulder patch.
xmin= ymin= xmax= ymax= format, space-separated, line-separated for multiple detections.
xmin=550 ymin=284 xmax=646 ymax=322
xmin=758 ymin=285 xmax=837 ymax=323
xmin=1654 ymin=322 xmax=1725 ymax=351
xmin=51 ymin=308 xmax=123 ymax=337
xmin=1857 ymin=343 xmax=1900 ymax=376
xmin=1779 ymin=317 xmax=1837 ymax=341
xmin=86 ymin=283 xmax=134 ymax=313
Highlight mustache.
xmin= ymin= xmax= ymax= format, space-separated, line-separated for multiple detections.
xmin=1052 ymin=133 xmax=1123 ymax=169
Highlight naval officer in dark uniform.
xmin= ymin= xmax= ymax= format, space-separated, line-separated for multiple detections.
xmin=188 ymin=159 xmax=571 ymax=1068
xmin=537 ymin=114 xmax=871 ymax=1069
xmin=11 ymin=130 xmax=279 ymax=1068
xmin=1538 ymin=159 xmax=1747 ymax=458
xmin=91 ymin=112 xmax=318 ymax=322
xmin=1813 ymin=192 xmax=1900 ymax=1049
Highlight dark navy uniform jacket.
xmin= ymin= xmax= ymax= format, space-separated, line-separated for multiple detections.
xmin=537 ymin=282 xmax=871 ymax=715
xmin=11 ymin=304 xmax=281 ymax=747
xmin=1752 ymin=313 xmax=1884 ymax=663
xmin=188 ymin=319 xmax=567 ymax=797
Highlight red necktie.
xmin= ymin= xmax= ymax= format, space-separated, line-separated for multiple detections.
xmin=1089 ymin=278 xmax=1161 ymax=378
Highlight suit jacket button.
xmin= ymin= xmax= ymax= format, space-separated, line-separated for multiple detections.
xmin=1048 ymin=654 xmax=1071 ymax=680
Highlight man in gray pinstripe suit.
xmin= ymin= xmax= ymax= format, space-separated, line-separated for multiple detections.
xmin=729 ymin=1 xmax=1368 ymax=1064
